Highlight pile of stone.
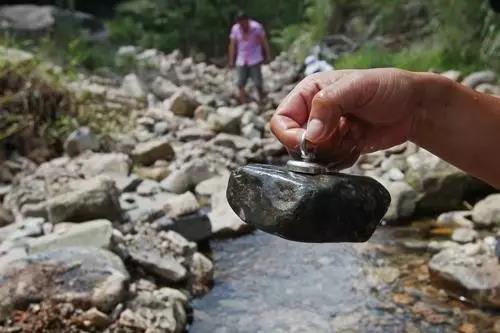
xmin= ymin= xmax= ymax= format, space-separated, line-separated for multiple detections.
xmin=1 ymin=42 xmax=500 ymax=330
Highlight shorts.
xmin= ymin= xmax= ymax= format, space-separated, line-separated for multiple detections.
xmin=236 ymin=63 xmax=263 ymax=89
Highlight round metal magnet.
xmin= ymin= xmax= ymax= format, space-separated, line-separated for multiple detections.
xmin=287 ymin=132 xmax=328 ymax=175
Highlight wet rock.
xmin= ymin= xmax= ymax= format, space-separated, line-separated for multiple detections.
xmin=429 ymin=243 xmax=500 ymax=308
xmin=451 ymin=228 xmax=478 ymax=243
xmin=461 ymin=70 xmax=497 ymax=89
xmin=0 ymin=247 xmax=129 ymax=319
xmin=131 ymin=137 xmax=175 ymax=166
xmin=27 ymin=220 xmax=113 ymax=254
xmin=121 ymin=73 xmax=147 ymax=99
xmin=164 ymin=191 xmax=200 ymax=218
xmin=45 ymin=176 xmax=122 ymax=223
xmin=64 ymin=127 xmax=99 ymax=157
xmin=472 ymin=194 xmax=500 ymax=227
xmin=0 ymin=206 xmax=14 ymax=227
xmin=227 ymin=164 xmax=390 ymax=243
xmin=382 ymin=180 xmax=417 ymax=223
xmin=166 ymin=89 xmax=200 ymax=117
xmin=151 ymin=76 xmax=179 ymax=99
xmin=156 ymin=211 xmax=212 ymax=242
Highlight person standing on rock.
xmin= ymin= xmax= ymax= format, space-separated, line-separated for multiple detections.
xmin=228 ymin=11 xmax=271 ymax=104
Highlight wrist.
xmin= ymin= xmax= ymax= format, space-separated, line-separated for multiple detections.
xmin=409 ymin=71 xmax=458 ymax=145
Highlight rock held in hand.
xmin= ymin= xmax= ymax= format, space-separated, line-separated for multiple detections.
xmin=226 ymin=164 xmax=391 ymax=243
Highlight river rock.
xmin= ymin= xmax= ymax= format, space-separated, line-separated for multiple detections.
xmin=429 ymin=243 xmax=500 ymax=308
xmin=161 ymin=160 xmax=217 ymax=194
xmin=451 ymin=228 xmax=478 ymax=243
xmin=0 ymin=247 xmax=129 ymax=319
xmin=157 ymin=212 xmax=212 ymax=242
xmin=26 ymin=220 xmax=113 ymax=254
xmin=227 ymin=164 xmax=390 ymax=242
xmin=176 ymin=127 xmax=216 ymax=141
xmin=124 ymin=288 xmax=188 ymax=333
xmin=188 ymin=252 xmax=214 ymax=295
xmin=382 ymin=180 xmax=417 ymax=222
xmin=209 ymin=187 xmax=253 ymax=238
xmin=472 ymin=194 xmax=500 ymax=227
xmin=131 ymin=137 xmax=175 ymax=166
xmin=151 ymin=76 xmax=179 ymax=99
xmin=436 ymin=211 xmax=474 ymax=229
xmin=440 ymin=70 xmax=462 ymax=81
xmin=80 ymin=152 xmax=131 ymax=178
xmin=461 ymin=70 xmax=497 ymax=89
xmin=406 ymin=149 xmax=469 ymax=214
xmin=64 ymin=127 xmax=99 ymax=157
xmin=0 ymin=206 xmax=14 ymax=227
xmin=475 ymin=83 xmax=500 ymax=95
xmin=164 ymin=191 xmax=200 ymax=218
xmin=45 ymin=176 xmax=122 ymax=223
xmin=206 ymin=106 xmax=244 ymax=134
xmin=121 ymin=73 xmax=147 ymax=99
xmin=166 ymin=89 xmax=200 ymax=117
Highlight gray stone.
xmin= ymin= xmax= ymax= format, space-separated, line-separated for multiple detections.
xmin=164 ymin=192 xmax=200 ymax=218
xmin=440 ymin=70 xmax=462 ymax=81
xmin=206 ymin=106 xmax=244 ymax=134
xmin=64 ymin=127 xmax=99 ymax=157
xmin=437 ymin=211 xmax=474 ymax=229
xmin=46 ymin=176 xmax=122 ymax=223
xmin=0 ymin=247 xmax=129 ymax=319
xmin=0 ymin=46 xmax=34 ymax=65
xmin=124 ymin=232 xmax=187 ymax=283
xmin=188 ymin=252 xmax=214 ymax=296
xmin=451 ymin=228 xmax=478 ymax=243
xmin=151 ymin=77 xmax=179 ymax=99
xmin=382 ymin=180 xmax=417 ymax=222
xmin=161 ymin=160 xmax=217 ymax=194
xmin=429 ymin=243 xmax=500 ymax=308
xmin=166 ymin=89 xmax=200 ymax=117
xmin=121 ymin=73 xmax=147 ymax=99
xmin=226 ymin=164 xmax=390 ymax=243
xmin=27 ymin=220 xmax=113 ymax=254
xmin=195 ymin=173 xmax=229 ymax=197
xmin=131 ymin=137 xmax=175 ymax=166
xmin=115 ymin=175 xmax=142 ymax=193
xmin=176 ymin=127 xmax=216 ymax=141
xmin=0 ymin=206 xmax=14 ymax=227
xmin=159 ymin=212 xmax=212 ymax=242
xmin=472 ymin=194 xmax=500 ymax=227
xmin=208 ymin=190 xmax=253 ymax=238
xmin=154 ymin=121 xmax=169 ymax=135
xmin=80 ymin=152 xmax=131 ymax=178
xmin=211 ymin=133 xmax=252 ymax=150
xmin=475 ymin=83 xmax=500 ymax=95
xmin=136 ymin=179 xmax=162 ymax=196
xmin=461 ymin=70 xmax=497 ymax=89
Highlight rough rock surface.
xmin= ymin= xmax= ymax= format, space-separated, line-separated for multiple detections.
xmin=227 ymin=164 xmax=391 ymax=243
xmin=131 ymin=137 xmax=175 ymax=166
xmin=472 ymin=194 xmax=500 ymax=227
xmin=0 ymin=247 xmax=129 ymax=319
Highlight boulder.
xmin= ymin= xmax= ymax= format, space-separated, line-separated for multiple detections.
xmin=164 ymin=192 xmax=200 ymax=219
xmin=151 ymin=77 xmax=179 ymax=99
xmin=161 ymin=160 xmax=217 ymax=194
xmin=121 ymin=73 xmax=147 ymax=99
xmin=121 ymin=232 xmax=187 ymax=283
xmin=382 ymin=180 xmax=417 ymax=222
xmin=429 ymin=243 xmax=500 ymax=308
xmin=166 ymin=89 xmax=200 ymax=117
xmin=64 ymin=127 xmax=99 ymax=157
xmin=27 ymin=220 xmax=113 ymax=254
xmin=461 ymin=70 xmax=497 ymax=89
xmin=451 ymin=228 xmax=478 ymax=243
xmin=43 ymin=176 xmax=121 ymax=223
xmin=226 ymin=164 xmax=390 ymax=242
xmin=0 ymin=247 xmax=129 ymax=319
xmin=0 ymin=206 xmax=14 ymax=227
xmin=131 ymin=137 xmax=175 ymax=166
xmin=406 ymin=149 xmax=470 ymax=214
xmin=472 ymin=194 xmax=500 ymax=227
xmin=80 ymin=152 xmax=131 ymax=178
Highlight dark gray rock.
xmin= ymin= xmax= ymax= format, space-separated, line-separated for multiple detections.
xmin=156 ymin=211 xmax=212 ymax=242
xmin=226 ymin=164 xmax=390 ymax=243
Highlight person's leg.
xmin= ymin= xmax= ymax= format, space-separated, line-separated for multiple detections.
xmin=237 ymin=66 xmax=249 ymax=104
xmin=250 ymin=64 xmax=265 ymax=102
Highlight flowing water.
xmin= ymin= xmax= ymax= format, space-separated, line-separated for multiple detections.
xmin=190 ymin=227 xmax=461 ymax=333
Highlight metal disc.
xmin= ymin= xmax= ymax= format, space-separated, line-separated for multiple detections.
xmin=286 ymin=160 xmax=327 ymax=175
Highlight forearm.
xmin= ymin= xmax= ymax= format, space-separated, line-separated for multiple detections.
xmin=228 ymin=41 xmax=236 ymax=65
xmin=411 ymin=72 xmax=500 ymax=188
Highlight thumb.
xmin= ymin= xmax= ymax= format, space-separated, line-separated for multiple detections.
xmin=305 ymin=73 xmax=373 ymax=144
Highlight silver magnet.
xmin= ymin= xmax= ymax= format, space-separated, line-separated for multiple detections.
xmin=287 ymin=132 xmax=328 ymax=175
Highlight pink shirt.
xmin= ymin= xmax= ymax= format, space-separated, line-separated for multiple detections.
xmin=230 ymin=20 xmax=265 ymax=66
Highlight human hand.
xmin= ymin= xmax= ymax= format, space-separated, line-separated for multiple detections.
xmin=271 ymin=68 xmax=423 ymax=169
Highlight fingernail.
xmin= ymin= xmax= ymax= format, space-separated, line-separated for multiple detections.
xmin=306 ymin=118 xmax=325 ymax=142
